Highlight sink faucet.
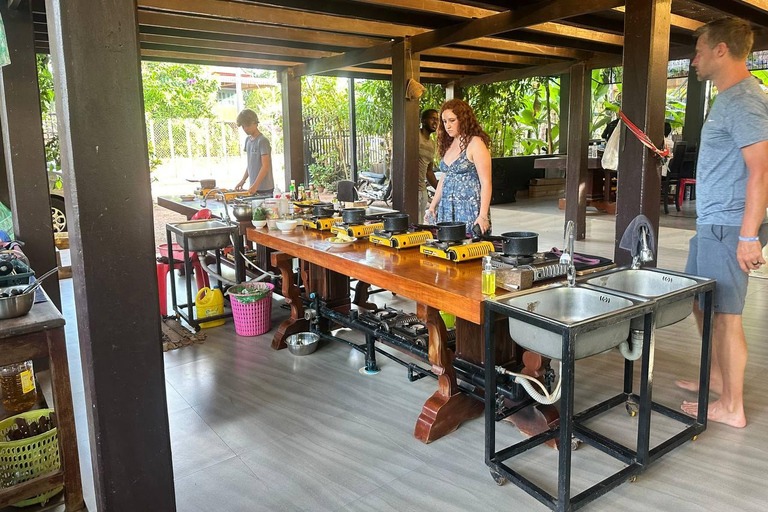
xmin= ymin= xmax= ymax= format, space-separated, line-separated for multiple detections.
xmin=631 ymin=225 xmax=654 ymax=269
xmin=561 ymin=220 xmax=576 ymax=287
xmin=201 ymin=188 xmax=231 ymax=224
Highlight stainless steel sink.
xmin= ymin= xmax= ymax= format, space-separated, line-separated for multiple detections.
xmin=585 ymin=268 xmax=697 ymax=329
xmin=167 ymin=220 xmax=236 ymax=252
xmin=502 ymin=286 xmax=636 ymax=360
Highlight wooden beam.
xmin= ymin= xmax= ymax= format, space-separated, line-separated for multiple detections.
xmin=409 ymin=0 xmax=624 ymax=53
xmin=527 ymin=22 xmax=623 ymax=46
xmin=140 ymin=48 xmax=301 ymax=68
xmin=457 ymin=60 xmax=573 ymax=87
xmin=613 ymin=7 xmax=704 ymax=31
xmin=137 ymin=10 xmax=385 ymax=49
xmin=614 ymin=0 xmax=672 ymax=266
xmin=690 ymin=0 xmax=768 ymax=29
xmin=391 ymin=39 xmax=420 ymax=220
xmin=424 ymin=46 xmax=561 ymax=66
xmin=564 ymin=63 xmax=590 ymax=240
xmin=44 ymin=0 xmax=176 ymax=509
xmin=446 ymin=81 xmax=462 ymax=100
xmin=294 ymin=41 xmax=394 ymax=76
xmin=0 ymin=2 xmax=60 ymax=310
xmin=140 ymin=33 xmax=337 ymax=59
xmin=281 ymin=70 xmax=304 ymax=189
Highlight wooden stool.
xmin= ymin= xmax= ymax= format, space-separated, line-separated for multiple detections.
xmin=0 ymin=294 xmax=84 ymax=511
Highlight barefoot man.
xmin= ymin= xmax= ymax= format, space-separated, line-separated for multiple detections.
xmin=678 ymin=17 xmax=768 ymax=427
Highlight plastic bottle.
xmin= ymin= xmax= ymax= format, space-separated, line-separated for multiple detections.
xmin=481 ymin=256 xmax=496 ymax=296
xmin=0 ymin=360 xmax=38 ymax=414
xmin=298 ymin=183 xmax=305 ymax=201
xmin=289 ymin=180 xmax=296 ymax=201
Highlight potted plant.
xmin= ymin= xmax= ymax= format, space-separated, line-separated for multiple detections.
xmin=252 ymin=207 xmax=269 ymax=228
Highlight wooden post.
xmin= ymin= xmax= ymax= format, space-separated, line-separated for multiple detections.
xmin=348 ymin=77 xmax=359 ymax=183
xmin=281 ymin=69 xmax=305 ymax=189
xmin=564 ymin=63 xmax=590 ymax=240
xmin=559 ymin=72 xmax=570 ymax=154
xmin=682 ymin=69 xmax=707 ymax=148
xmin=446 ymin=81 xmax=462 ymax=101
xmin=391 ymin=38 xmax=420 ymax=219
xmin=614 ymin=0 xmax=672 ymax=266
xmin=0 ymin=2 xmax=60 ymax=310
xmin=45 ymin=0 xmax=177 ymax=509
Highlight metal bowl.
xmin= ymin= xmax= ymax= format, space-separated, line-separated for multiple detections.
xmin=0 ymin=286 xmax=35 ymax=319
xmin=285 ymin=332 xmax=320 ymax=356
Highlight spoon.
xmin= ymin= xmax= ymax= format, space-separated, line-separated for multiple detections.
xmin=21 ymin=267 xmax=59 ymax=295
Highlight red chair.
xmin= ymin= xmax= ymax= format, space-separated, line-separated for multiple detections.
xmin=156 ymin=243 xmax=209 ymax=316
xmin=678 ymin=178 xmax=696 ymax=206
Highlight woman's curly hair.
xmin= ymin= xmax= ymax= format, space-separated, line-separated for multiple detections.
xmin=437 ymin=99 xmax=491 ymax=158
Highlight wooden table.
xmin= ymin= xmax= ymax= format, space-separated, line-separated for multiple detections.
xmin=247 ymin=226 xmax=558 ymax=444
xmin=0 ymin=296 xmax=84 ymax=510
xmin=534 ymin=156 xmax=617 ymax=214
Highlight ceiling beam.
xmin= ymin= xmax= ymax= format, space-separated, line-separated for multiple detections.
xmin=690 ymin=0 xmax=768 ymax=28
xmin=457 ymin=60 xmax=574 ymax=87
xmin=526 ymin=21 xmax=622 ymax=46
xmin=294 ymin=41 xmax=395 ymax=76
xmin=140 ymin=33 xmax=337 ymax=59
xmin=613 ymin=6 xmax=704 ymax=31
xmin=408 ymin=0 xmax=625 ymax=53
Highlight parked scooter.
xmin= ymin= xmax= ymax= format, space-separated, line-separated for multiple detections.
xmin=357 ymin=166 xmax=392 ymax=206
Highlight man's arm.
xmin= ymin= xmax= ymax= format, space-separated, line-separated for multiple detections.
xmin=248 ymin=154 xmax=272 ymax=194
xmin=738 ymin=140 xmax=768 ymax=272
xmin=235 ymin=169 xmax=248 ymax=191
xmin=426 ymin=160 xmax=438 ymax=188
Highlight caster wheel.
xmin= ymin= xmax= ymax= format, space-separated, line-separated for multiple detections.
xmin=692 ymin=435 xmax=698 ymax=442
xmin=490 ymin=469 xmax=507 ymax=486
xmin=630 ymin=475 xmax=638 ymax=483
xmin=571 ymin=438 xmax=581 ymax=451
xmin=626 ymin=403 xmax=638 ymax=417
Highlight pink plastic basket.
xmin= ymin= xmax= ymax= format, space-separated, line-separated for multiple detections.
xmin=230 ymin=282 xmax=274 ymax=336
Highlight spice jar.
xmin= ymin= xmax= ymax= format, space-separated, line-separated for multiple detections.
xmin=0 ymin=360 xmax=38 ymax=414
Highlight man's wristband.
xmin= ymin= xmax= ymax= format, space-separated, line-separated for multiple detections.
xmin=739 ymin=236 xmax=759 ymax=242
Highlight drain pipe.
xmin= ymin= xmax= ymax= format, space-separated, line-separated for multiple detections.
xmin=618 ymin=330 xmax=644 ymax=361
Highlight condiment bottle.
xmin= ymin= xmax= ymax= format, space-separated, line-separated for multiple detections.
xmin=481 ymin=256 xmax=496 ymax=296
xmin=0 ymin=360 xmax=38 ymax=414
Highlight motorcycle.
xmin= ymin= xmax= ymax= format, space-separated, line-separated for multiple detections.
xmin=357 ymin=169 xmax=393 ymax=206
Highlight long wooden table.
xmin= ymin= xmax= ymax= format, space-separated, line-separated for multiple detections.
xmin=247 ymin=226 xmax=558 ymax=444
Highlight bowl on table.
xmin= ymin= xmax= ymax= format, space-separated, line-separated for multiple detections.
xmin=275 ymin=219 xmax=299 ymax=233
xmin=0 ymin=285 xmax=35 ymax=320
xmin=253 ymin=220 xmax=268 ymax=228
xmin=285 ymin=332 xmax=320 ymax=356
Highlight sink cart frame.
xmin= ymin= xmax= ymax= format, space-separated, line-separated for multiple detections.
xmin=483 ymin=277 xmax=715 ymax=512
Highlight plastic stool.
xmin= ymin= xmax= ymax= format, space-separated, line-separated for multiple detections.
xmin=678 ymin=178 xmax=696 ymax=205
xmin=157 ymin=244 xmax=210 ymax=316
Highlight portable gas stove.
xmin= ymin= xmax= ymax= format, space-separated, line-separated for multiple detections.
xmin=331 ymin=221 xmax=385 ymax=239
xmin=490 ymin=252 xmax=569 ymax=289
xmin=369 ymin=229 xmax=433 ymax=249
xmin=419 ymin=239 xmax=495 ymax=262
xmin=302 ymin=216 xmax=343 ymax=231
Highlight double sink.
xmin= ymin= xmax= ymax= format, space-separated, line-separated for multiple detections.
xmin=496 ymin=267 xmax=707 ymax=360
xmin=166 ymin=219 xmax=237 ymax=251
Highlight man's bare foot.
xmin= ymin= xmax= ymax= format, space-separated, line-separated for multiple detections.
xmin=681 ymin=400 xmax=746 ymax=428
xmin=675 ymin=379 xmax=722 ymax=395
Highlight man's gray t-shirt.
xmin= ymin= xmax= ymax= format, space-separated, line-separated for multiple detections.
xmin=244 ymin=134 xmax=273 ymax=192
xmin=697 ymin=76 xmax=768 ymax=226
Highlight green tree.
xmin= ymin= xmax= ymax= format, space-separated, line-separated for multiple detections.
xmin=36 ymin=55 xmax=60 ymax=170
xmin=141 ymin=62 xmax=218 ymax=120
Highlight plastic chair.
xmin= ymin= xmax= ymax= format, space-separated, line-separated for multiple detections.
xmin=156 ymin=243 xmax=209 ymax=316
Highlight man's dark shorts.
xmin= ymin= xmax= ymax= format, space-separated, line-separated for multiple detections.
xmin=685 ymin=224 xmax=768 ymax=314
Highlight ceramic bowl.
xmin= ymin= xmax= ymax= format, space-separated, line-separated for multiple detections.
xmin=275 ymin=219 xmax=299 ymax=232
xmin=253 ymin=220 xmax=268 ymax=228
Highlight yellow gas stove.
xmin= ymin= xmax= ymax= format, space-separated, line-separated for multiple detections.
xmin=369 ymin=230 xmax=433 ymax=249
xmin=420 ymin=239 xmax=495 ymax=262
xmin=302 ymin=216 xmax=342 ymax=231
xmin=331 ymin=222 xmax=384 ymax=239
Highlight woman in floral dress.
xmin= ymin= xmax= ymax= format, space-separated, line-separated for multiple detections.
xmin=424 ymin=99 xmax=492 ymax=235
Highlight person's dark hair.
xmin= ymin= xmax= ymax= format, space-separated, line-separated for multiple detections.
xmin=236 ymin=109 xmax=259 ymax=127
xmin=437 ymin=99 xmax=490 ymax=157
xmin=695 ymin=17 xmax=754 ymax=60
xmin=421 ymin=109 xmax=438 ymax=121
xmin=664 ymin=122 xmax=672 ymax=137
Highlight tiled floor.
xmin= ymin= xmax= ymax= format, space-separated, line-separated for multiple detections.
xmin=59 ymin=197 xmax=768 ymax=511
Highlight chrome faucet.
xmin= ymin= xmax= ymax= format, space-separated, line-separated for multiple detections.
xmin=201 ymin=188 xmax=231 ymax=224
xmin=631 ymin=225 xmax=654 ymax=269
xmin=561 ymin=220 xmax=576 ymax=287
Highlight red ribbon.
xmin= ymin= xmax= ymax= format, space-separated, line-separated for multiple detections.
xmin=618 ymin=111 xmax=670 ymax=159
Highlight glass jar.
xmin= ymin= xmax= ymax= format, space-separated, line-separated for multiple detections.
xmin=0 ymin=360 xmax=38 ymax=414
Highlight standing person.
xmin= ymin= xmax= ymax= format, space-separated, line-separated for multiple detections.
xmin=234 ymin=109 xmax=274 ymax=196
xmin=425 ymin=99 xmax=492 ymax=235
xmin=677 ymin=17 xmax=768 ymax=427
xmin=418 ymin=109 xmax=439 ymax=221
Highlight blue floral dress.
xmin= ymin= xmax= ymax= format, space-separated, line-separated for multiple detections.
xmin=437 ymin=150 xmax=489 ymax=234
